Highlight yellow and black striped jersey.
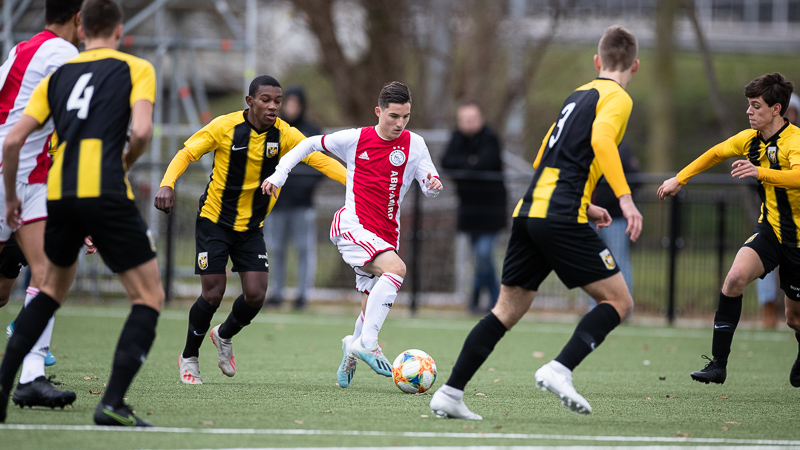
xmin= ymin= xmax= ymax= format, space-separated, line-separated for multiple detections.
xmin=677 ymin=121 xmax=800 ymax=247
xmin=513 ymin=78 xmax=632 ymax=223
xmin=24 ymin=48 xmax=155 ymax=200
xmin=160 ymin=111 xmax=346 ymax=232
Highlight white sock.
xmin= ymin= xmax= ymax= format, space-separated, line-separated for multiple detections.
xmin=360 ymin=273 xmax=402 ymax=349
xmin=351 ymin=312 xmax=364 ymax=345
xmin=438 ymin=384 xmax=464 ymax=401
xmin=19 ymin=287 xmax=50 ymax=384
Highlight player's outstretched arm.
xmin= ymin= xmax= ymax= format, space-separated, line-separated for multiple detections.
xmin=619 ymin=194 xmax=642 ymax=242
xmin=262 ymin=136 xmax=320 ymax=197
xmin=587 ymin=204 xmax=612 ymax=230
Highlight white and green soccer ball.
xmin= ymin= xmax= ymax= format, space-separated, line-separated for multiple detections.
xmin=392 ymin=349 xmax=437 ymax=394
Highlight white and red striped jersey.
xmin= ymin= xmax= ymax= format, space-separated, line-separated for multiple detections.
xmin=0 ymin=30 xmax=78 ymax=184
xmin=268 ymin=127 xmax=440 ymax=247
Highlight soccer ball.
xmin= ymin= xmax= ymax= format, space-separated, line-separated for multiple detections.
xmin=392 ymin=349 xmax=437 ymax=394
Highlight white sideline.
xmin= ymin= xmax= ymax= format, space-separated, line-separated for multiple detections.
xmin=1 ymin=424 xmax=799 ymax=447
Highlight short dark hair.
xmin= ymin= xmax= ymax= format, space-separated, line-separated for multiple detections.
xmin=46 ymin=0 xmax=82 ymax=25
xmin=378 ymin=81 xmax=411 ymax=109
xmin=744 ymin=73 xmax=795 ymax=116
xmin=598 ymin=25 xmax=638 ymax=72
xmin=80 ymin=0 xmax=123 ymax=39
xmin=249 ymin=75 xmax=281 ymax=97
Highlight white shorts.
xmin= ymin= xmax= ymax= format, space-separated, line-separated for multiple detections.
xmin=330 ymin=207 xmax=395 ymax=293
xmin=0 ymin=177 xmax=48 ymax=242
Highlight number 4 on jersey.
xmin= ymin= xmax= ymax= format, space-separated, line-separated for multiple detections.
xmin=67 ymin=73 xmax=94 ymax=120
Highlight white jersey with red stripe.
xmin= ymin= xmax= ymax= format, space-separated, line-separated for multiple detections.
xmin=321 ymin=126 xmax=439 ymax=247
xmin=0 ymin=30 xmax=78 ymax=184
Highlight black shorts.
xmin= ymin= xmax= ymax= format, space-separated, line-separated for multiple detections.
xmin=45 ymin=197 xmax=157 ymax=273
xmin=501 ymin=216 xmax=620 ymax=290
xmin=195 ymin=215 xmax=269 ymax=275
xmin=742 ymin=221 xmax=800 ymax=301
xmin=0 ymin=234 xmax=28 ymax=279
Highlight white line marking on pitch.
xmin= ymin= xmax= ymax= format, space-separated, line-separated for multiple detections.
xmin=1 ymin=424 xmax=799 ymax=447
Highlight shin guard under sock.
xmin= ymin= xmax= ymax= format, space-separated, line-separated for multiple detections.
xmin=446 ymin=312 xmax=507 ymax=391
xmin=0 ymin=293 xmax=59 ymax=393
xmin=183 ymin=296 xmax=219 ymax=358
xmin=218 ymin=295 xmax=261 ymax=339
xmin=711 ymin=292 xmax=742 ymax=364
xmin=555 ymin=302 xmax=621 ymax=371
xmin=102 ymin=305 xmax=159 ymax=408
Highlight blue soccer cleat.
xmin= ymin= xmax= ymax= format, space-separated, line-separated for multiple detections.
xmin=349 ymin=337 xmax=392 ymax=377
xmin=336 ymin=335 xmax=358 ymax=388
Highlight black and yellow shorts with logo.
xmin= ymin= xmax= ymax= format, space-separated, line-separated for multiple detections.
xmin=501 ymin=216 xmax=620 ymax=291
xmin=194 ymin=215 xmax=269 ymax=275
xmin=743 ymin=221 xmax=800 ymax=302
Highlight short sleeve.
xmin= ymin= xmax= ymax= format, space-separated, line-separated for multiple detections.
xmin=22 ymin=74 xmax=52 ymax=125
xmin=129 ymin=58 xmax=156 ymax=107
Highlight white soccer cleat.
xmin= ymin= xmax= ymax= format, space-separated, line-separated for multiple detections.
xmin=209 ymin=325 xmax=236 ymax=377
xmin=534 ymin=361 xmax=592 ymax=414
xmin=179 ymin=354 xmax=203 ymax=385
xmin=349 ymin=337 xmax=392 ymax=377
xmin=430 ymin=388 xmax=482 ymax=420
xmin=337 ymin=335 xmax=358 ymax=388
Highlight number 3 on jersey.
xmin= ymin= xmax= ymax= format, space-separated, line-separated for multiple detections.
xmin=67 ymin=73 xmax=94 ymax=120
xmin=548 ymin=102 xmax=576 ymax=148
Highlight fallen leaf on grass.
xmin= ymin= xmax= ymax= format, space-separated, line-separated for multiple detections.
xmin=642 ymin=344 xmax=649 ymax=351
xmin=89 ymin=390 xmax=103 ymax=395
xmin=658 ymin=376 xmax=666 ymax=381
xmin=722 ymin=426 xmax=729 ymax=431
xmin=494 ymin=425 xmax=502 ymax=429
xmin=420 ymin=414 xmax=429 ymax=418
xmin=83 ymin=376 xmax=99 ymax=380
xmin=725 ymin=421 xmax=741 ymax=425
xmin=719 ymin=396 xmax=729 ymax=399
xmin=463 ymin=425 xmax=476 ymax=430
xmin=675 ymin=432 xmax=690 ymax=437
xmin=323 ymin=410 xmax=332 ymax=414
xmin=201 ymin=420 xmax=215 ymax=425
xmin=294 ymin=420 xmax=303 ymax=425
xmin=666 ymin=395 xmax=674 ymax=399
xmin=532 ymin=351 xmax=545 ymax=359
xmin=475 ymin=392 xmax=488 ymax=397
xmin=493 ymin=379 xmax=501 ymax=383
xmin=644 ymin=397 xmax=652 ymax=400
xmin=488 ymin=368 xmax=495 ymax=372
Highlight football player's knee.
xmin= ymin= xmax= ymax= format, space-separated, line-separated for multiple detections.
xmin=722 ymin=269 xmax=749 ymax=295
xmin=243 ymin=290 xmax=266 ymax=307
xmin=785 ymin=308 xmax=800 ymax=331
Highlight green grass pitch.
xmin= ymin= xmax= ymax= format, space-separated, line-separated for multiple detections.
xmin=0 ymin=302 xmax=798 ymax=449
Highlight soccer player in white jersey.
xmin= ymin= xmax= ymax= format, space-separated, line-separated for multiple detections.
xmin=0 ymin=0 xmax=82 ymax=411
xmin=263 ymin=81 xmax=443 ymax=386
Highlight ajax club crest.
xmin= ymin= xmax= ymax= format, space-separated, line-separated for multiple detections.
xmin=389 ymin=147 xmax=406 ymax=166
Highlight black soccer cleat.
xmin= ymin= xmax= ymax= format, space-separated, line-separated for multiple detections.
xmin=690 ymin=355 xmax=727 ymax=384
xmin=0 ymin=389 xmax=9 ymax=423
xmin=12 ymin=376 xmax=76 ymax=409
xmin=93 ymin=402 xmax=153 ymax=427
xmin=791 ymin=358 xmax=800 ymax=388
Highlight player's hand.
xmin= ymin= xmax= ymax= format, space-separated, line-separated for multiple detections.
xmin=262 ymin=180 xmax=279 ymax=197
xmin=657 ymin=177 xmax=682 ymax=200
xmin=587 ymin=204 xmax=612 ymax=230
xmin=5 ymin=197 xmax=22 ymax=230
xmin=731 ymin=159 xmax=759 ymax=180
xmin=84 ymin=236 xmax=98 ymax=255
xmin=154 ymin=186 xmax=175 ymax=214
xmin=619 ymin=194 xmax=642 ymax=242
xmin=425 ymin=173 xmax=443 ymax=191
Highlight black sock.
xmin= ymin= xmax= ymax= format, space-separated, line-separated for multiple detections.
xmin=102 ymin=305 xmax=159 ymax=408
xmin=182 ymin=296 xmax=219 ymax=358
xmin=555 ymin=303 xmax=621 ymax=371
xmin=711 ymin=292 xmax=742 ymax=365
xmin=218 ymin=295 xmax=260 ymax=339
xmin=446 ymin=312 xmax=507 ymax=390
xmin=0 ymin=293 xmax=59 ymax=393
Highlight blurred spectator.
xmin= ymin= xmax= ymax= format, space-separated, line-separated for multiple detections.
xmin=264 ymin=87 xmax=323 ymax=310
xmin=441 ymin=100 xmax=507 ymax=314
xmin=592 ymin=140 xmax=639 ymax=299
xmin=757 ymin=92 xmax=799 ymax=328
